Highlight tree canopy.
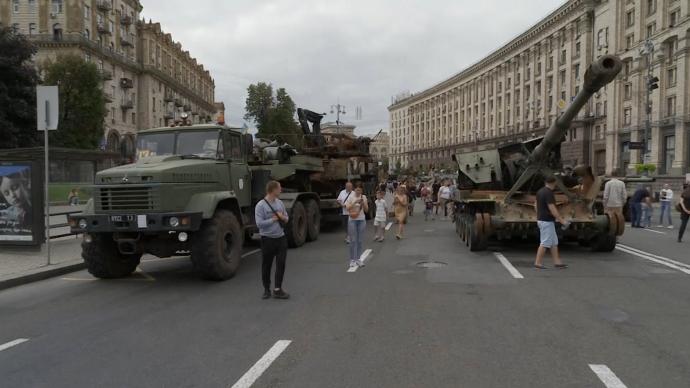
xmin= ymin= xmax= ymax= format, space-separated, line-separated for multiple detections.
xmin=244 ymin=82 xmax=303 ymax=148
xmin=42 ymin=55 xmax=107 ymax=149
xmin=0 ymin=27 xmax=40 ymax=149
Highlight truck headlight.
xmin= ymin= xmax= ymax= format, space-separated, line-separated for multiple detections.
xmin=78 ymin=219 xmax=88 ymax=229
xmin=169 ymin=216 xmax=180 ymax=227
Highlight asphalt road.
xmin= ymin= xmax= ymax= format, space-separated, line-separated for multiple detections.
xmin=1 ymin=202 xmax=690 ymax=387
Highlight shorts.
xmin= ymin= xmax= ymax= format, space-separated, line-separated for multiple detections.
xmin=537 ymin=221 xmax=558 ymax=248
xmin=374 ymin=219 xmax=387 ymax=227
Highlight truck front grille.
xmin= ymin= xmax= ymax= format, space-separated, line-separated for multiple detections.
xmin=96 ymin=186 xmax=159 ymax=212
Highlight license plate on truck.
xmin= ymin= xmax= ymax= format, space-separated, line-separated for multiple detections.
xmin=110 ymin=215 xmax=135 ymax=222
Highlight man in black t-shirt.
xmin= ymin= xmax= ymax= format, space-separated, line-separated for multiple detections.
xmin=534 ymin=175 xmax=568 ymax=269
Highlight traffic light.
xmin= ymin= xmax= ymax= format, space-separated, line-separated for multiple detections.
xmin=648 ymin=76 xmax=659 ymax=91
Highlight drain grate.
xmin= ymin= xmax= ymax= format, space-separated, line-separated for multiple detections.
xmin=416 ymin=261 xmax=448 ymax=268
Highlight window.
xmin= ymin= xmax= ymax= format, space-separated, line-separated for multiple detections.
xmin=132 ymin=112 xmax=136 ymax=125
xmin=603 ymin=101 xmax=607 ymax=116
xmin=29 ymin=0 xmax=36 ymax=11
xmin=152 ymin=97 xmax=156 ymax=112
xmin=646 ymin=23 xmax=656 ymax=39
xmin=626 ymin=34 xmax=635 ymax=49
xmin=597 ymin=29 xmax=603 ymax=46
xmin=664 ymin=135 xmax=675 ymax=173
xmin=575 ymin=42 xmax=580 ymax=56
xmin=52 ymin=0 xmax=63 ymax=13
xmin=626 ymin=9 xmax=635 ymax=27
xmin=669 ymin=9 xmax=680 ymax=27
xmin=646 ymin=0 xmax=656 ymax=15
xmin=667 ymin=96 xmax=676 ymax=117
xmin=12 ymin=23 xmax=20 ymax=32
xmin=560 ymin=49 xmax=566 ymax=64
xmin=29 ymin=23 xmax=36 ymax=36
xmin=596 ymin=103 xmax=602 ymax=116
xmin=624 ymin=108 xmax=631 ymax=125
xmin=667 ymin=67 xmax=677 ymax=87
xmin=559 ymin=70 xmax=566 ymax=85
xmin=547 ymin=76 xmax=553 ymax=90
xmin=574 ymin=64 xmax=580 ymax=80
xmin=83 ymin=29 xmax=90 ymax=39
xmin=13 ymin=0 xmax=19 ymax=13
xmin=624 ymin=83 xmax=632 ymax=100
xmin=84 ymin=5 xmax=90 ymax=19
xmin=122 ymin=110 xmax=127 ymax=123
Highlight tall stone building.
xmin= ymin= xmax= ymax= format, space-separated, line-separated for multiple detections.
xmin=389 ymin=0 xmax=689 ymax=177
xmin=369 ymin=131 xmax=390 ymax=164
xmin=0 ymin=0 xmax=218 ymax=159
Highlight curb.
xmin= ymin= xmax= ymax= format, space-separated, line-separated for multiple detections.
xmin=0 ymin=262 xmax=86 ymax=292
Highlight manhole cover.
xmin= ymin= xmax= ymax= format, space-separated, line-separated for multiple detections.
xmin=416 ymin=261 xmax=448 ymax=268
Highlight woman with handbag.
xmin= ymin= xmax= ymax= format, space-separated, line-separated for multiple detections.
xmin=393 ymin=185 xmax=409 ymax=240
xmin=345 ymin=185 xmax=369 ymax=268
xmin=255 ymin=180 xmax=290 ymax=300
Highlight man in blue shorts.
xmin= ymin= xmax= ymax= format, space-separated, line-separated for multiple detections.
xmin=534 ymin=175 xmax=568 ymax=270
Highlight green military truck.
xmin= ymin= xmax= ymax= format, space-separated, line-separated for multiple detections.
xmin=69 ymin=124 xmax=377 ymax=280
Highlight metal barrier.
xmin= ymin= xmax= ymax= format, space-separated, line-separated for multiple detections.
xmin=49 ymin=209 xmax=82 ymax=239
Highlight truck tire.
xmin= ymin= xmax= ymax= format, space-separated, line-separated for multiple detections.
xmin=82 ymin=233 xmax=141 ymax=279
xmin=591 ymin=233 xmax=617 ymax=252
xmin=286 ymin=201 xmax=307 ymax=248
xmin=191 ymin=209 xmax=243 ymax=280
xmin=305 ymin=199 xmax=320 ymax=242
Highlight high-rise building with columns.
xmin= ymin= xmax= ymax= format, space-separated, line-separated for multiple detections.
xmin=0 ymin=0 xmax=218 ymax=160
xmin=389 ymin=0 xmax=689 ymax=177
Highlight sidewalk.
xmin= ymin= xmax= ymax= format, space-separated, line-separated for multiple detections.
xmin=0 ymin=205 xmax=86 ymax=291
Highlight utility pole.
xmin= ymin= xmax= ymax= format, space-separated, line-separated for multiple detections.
xmin=641 ymin=40 xmax=658 ymax=164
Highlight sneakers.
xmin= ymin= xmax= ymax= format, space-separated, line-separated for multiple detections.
xmin=273 ymin=289 xmax=290 ymax=299
xmin=356 ymin=260 xmax=365 ymax=267
xmin=349 ymin=261 xmax=357 ymax=268
xmin=345 ymin=238 xmax=351 ymax=244
xmin=262 ymin=290 xmax=271 ymax=299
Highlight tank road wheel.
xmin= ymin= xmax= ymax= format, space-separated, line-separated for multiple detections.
xmin=469 ymin=214 xmax=488 ymax=252
xmin=591 ymin=233 xmax=617 ymax=252
xmin=286 ymin=201 xmax=307 ymax=248
xmin=610 ymin=211 xmax=626 ymax=237
xmin=191 ymin=209 xmax=243 ymax=280
xmin=305 ymin=199 xmax=321 ymax=242
xmin=82 ymin=233 xmax=142 ymax=279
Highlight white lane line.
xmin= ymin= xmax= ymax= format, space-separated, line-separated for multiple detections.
xmin=616 ymin=245 xmax=690 ymax=275
xmin=642 ymin=228 xmax=666 ymax=235
xmin=493 ymin=252 xmax=524 ymax=279
xmin=230 ymin=340 xmax=292 ymax=388
xmin=617 ymin=244 xmax=690 ymax=270
xmin=0 ymin=338 xmax=29 ymax=352
xmin=347 ymin=249 xmax=372 ymax=273
xmin=135 ymin=268 xmax=156 ymax=281
xmin=589 ymin=364 xmax=628 ymax=388
xmin=385 ymin=222 xmax=393 ymax=231
xmin=242 ymin=249 xmax=261 ymax=258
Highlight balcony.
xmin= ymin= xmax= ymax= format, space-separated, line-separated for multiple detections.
xmin=96 ymin=0 xmax=112 ymax=12
xmin=120 ymin=35 xmax=134 ymax=47
xmin=96 ymin=0 xmax=113 ymax=12
xmin=120 ymin=77 xmax=134 ymax=89
xmin=100 ymin=69 xmax=113 ymax=80
xmin=163 ymin=93 xmax=174 ymax=102
xmin=174 ymin=98 xmax=183 ymax=107
xmin=97 ymin=22 xmax=112 ymax=35
xmin=120 ymin=15 xmax=133 ymax=25
xmin=121 ymin=99 xmax=134 ymax=110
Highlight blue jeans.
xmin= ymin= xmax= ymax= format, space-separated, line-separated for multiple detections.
xmin=659 ymin=202 xmax=673 ymax=226
xmin=631 ymin=202 xmax=642 ymax=227
xmin=348 ymin=219 xmax=366 ymax=262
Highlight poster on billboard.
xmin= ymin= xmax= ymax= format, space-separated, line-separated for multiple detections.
xmin=0 ymin=162 xmax=43 ymax=245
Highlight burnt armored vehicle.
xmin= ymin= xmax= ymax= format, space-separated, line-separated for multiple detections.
xmin=453 ymin=55 xmax=624 ymax=252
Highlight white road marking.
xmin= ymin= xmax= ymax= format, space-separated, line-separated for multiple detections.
xmin=135 ymin=268 xmax=156 ymax=281
xmin=230 ymin=340 xmax=292 ymax=388
xmin=385 ymin=222 xmax=393 ymax=231
xmin=242 ymin=249 xmax=261 ymax=258
xmin=140 ymin=256 xmax=188 ymax=263
xmin=61 ymin=277 xmax=97 ymax=282
xmin=617 ymin=244 xmax=690 ymax=274
xmin=493 ymin=252 xmax=524 ymax=279
xmin=0 ymin=338 xmax=29 ymax=352
xmin=347 ymin=249 xmax=373 ymax=273
xmin=589 ymin=364 xmax=628 ymax=388
xmin=642 ymin=228 xmax=665 ymax=235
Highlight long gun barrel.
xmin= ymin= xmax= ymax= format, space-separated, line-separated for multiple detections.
xmin=529 ymin=55 xmax=622 ymax=164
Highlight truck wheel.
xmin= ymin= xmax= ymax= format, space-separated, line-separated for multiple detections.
xmin=191 ymin=209 xmax=243 ymax=280
xmin=469 ymin=214 xmax=488 ymax=252
xmin=286 ymin=201 xmax=307 ymax=248
xmin=305 ymin=199 xmax=320 ymax=242
xmin=82 ymin=233 xmax=141 ymax=279
xmin=591 ymin=233 xmax=617 ymax=252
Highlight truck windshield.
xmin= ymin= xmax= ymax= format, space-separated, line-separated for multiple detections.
xmin=136 ymin=130 xmax=222 ymax=160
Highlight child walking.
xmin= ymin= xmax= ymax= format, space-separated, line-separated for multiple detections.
xmin=374 ymin=191 xmax=388 ymax=242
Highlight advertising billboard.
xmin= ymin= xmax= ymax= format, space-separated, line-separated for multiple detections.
xmin=0 ymin=162 xmax=43 ymax=245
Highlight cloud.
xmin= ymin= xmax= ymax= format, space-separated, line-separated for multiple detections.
xmin=142 ymin=0 xmax=565 ymax=135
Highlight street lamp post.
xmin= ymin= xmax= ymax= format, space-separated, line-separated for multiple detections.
xmin=330 ymin=103 xmax=346 ymax=133
xmin=640 ymin=39 xmax=659 ymax=164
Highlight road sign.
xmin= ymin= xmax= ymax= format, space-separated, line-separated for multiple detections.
xmin=628 ymin=141 xmax=645 ymax=150
xmin=36 ymin=86 xmax=59 ymax=131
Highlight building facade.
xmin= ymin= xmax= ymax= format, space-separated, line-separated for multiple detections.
xmin=369 ymin=131 xmax=390 ymax=164
xmin=389 ymin=0 xmax=689 ymax=177
xmin=0 ymin=0 xmax=218 ymax=159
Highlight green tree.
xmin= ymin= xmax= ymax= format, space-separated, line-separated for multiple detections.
xmin=244 ymin=82 xmax=303 ymax=148
xmin=0 ymin=27 xmax=40 ymax=149
xmin=42 ymin=55 xmax=106 ymax=149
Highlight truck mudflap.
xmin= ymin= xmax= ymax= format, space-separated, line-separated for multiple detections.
xmin=69 ymin=212 xmax=203 ymax=234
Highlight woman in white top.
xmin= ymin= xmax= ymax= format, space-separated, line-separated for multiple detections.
xmin=345 ymin=185 xmax=369 ymax=267
xmin=374 ymin=191 xmax=388 ymax=242
xmin=438 ymin=181 xmax=452 ymax=219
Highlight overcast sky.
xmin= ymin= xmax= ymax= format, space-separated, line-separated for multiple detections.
xmin=142 ymin=0 xmax=566 ymax=135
